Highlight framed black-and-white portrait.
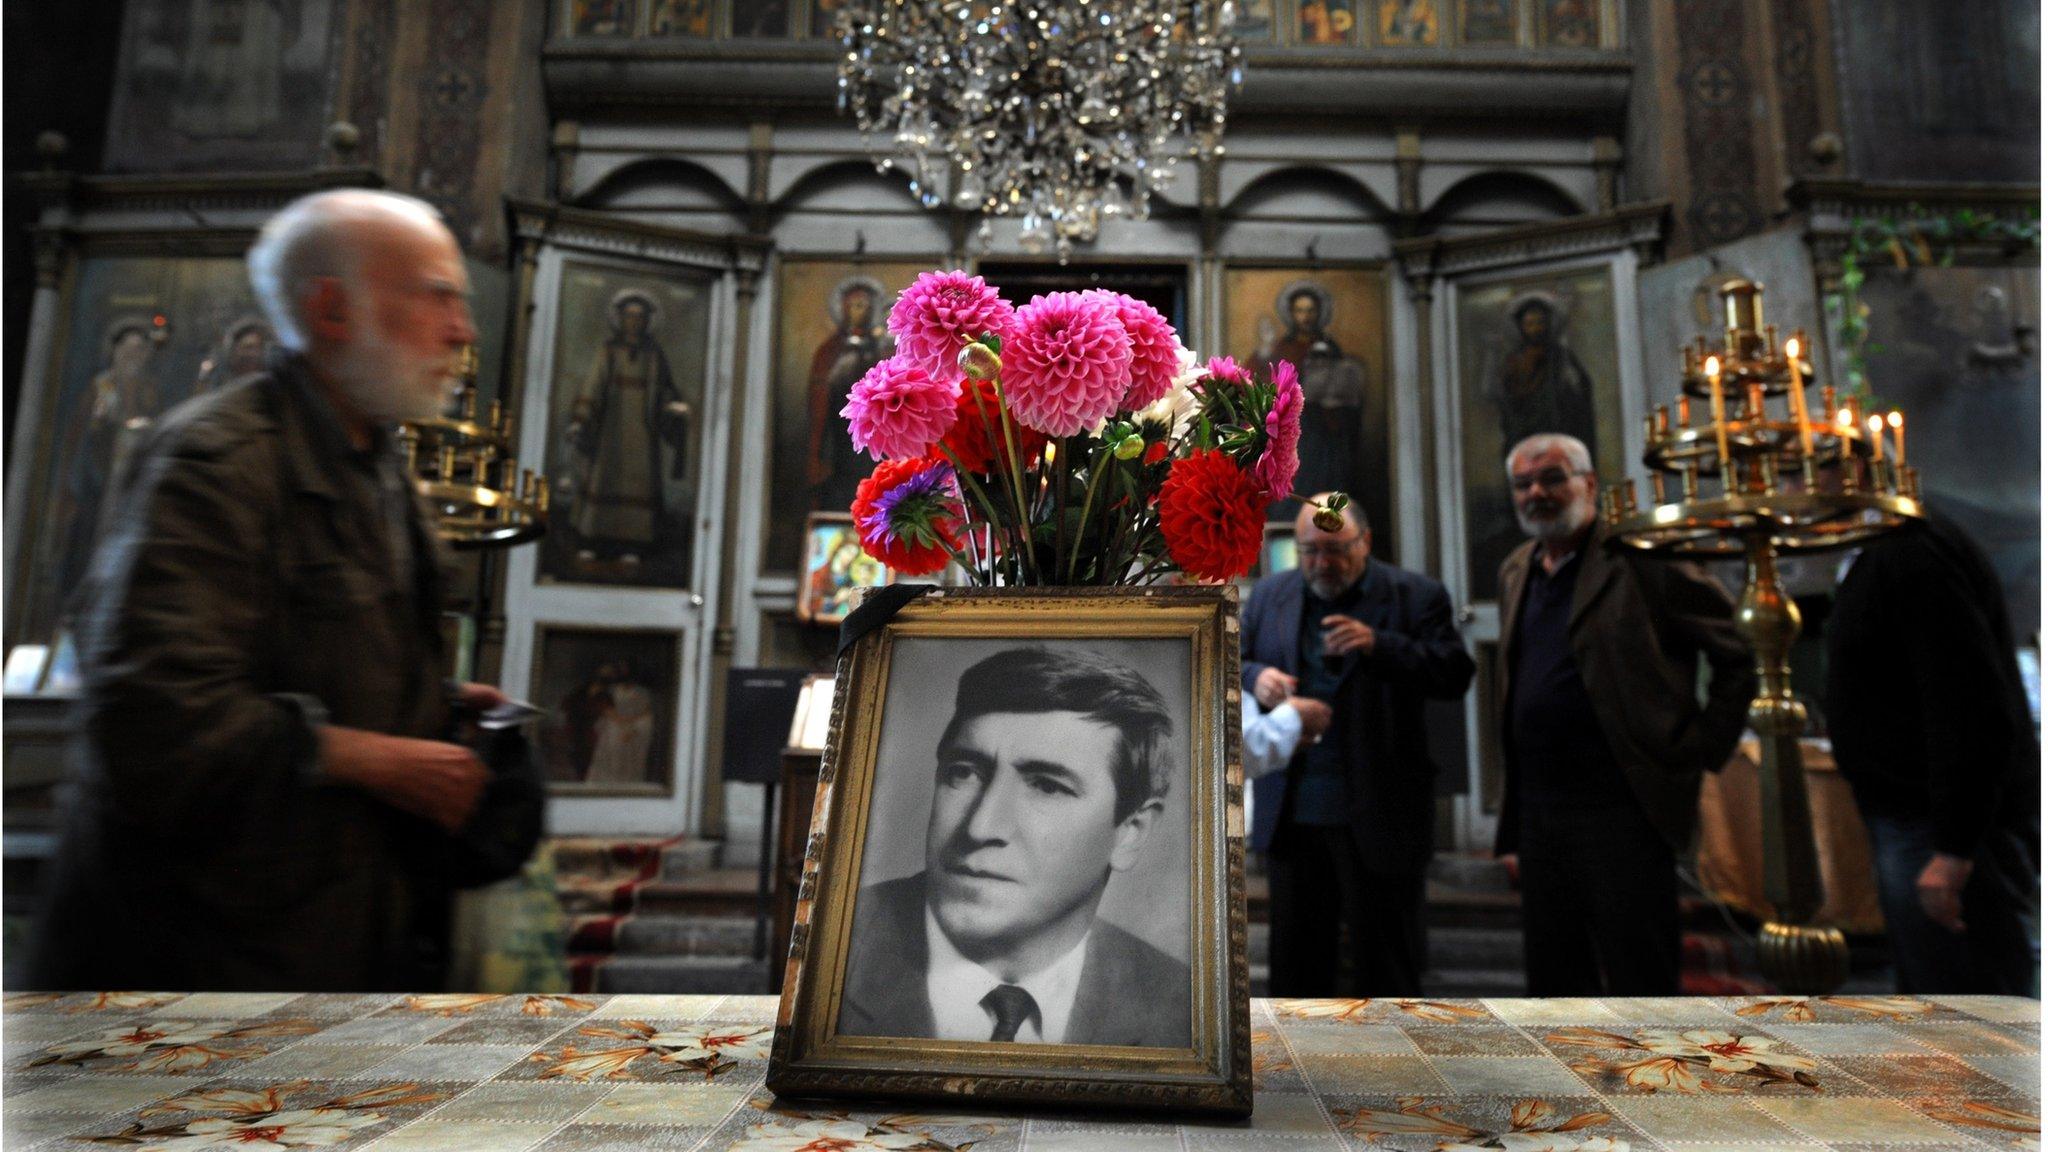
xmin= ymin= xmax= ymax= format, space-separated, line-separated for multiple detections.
xmin=769 ymin=586 xmax=1249 ymax=1116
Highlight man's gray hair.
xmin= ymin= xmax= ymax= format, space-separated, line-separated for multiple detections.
xmin=246 ymin=189 xmax=447 ymax=351
xmin=1504 ymin=432 xmax=1594 ymax=477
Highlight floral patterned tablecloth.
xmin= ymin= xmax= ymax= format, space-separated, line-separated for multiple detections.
xmin=2 ymin=992 xmax=2036 ymax=1151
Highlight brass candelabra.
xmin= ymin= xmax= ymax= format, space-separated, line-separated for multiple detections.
xmin=1603 ymin=277 xmax=1921 ymax=993
xmin=399 ymin=348 xmax=549 ymax=549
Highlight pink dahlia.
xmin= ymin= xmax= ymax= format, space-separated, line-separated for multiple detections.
xmin=1254 ymin=359 xmax=1302 ymax=501
xmin=1203 ymin=356 xmax=1253 ymax=389
xmin=886 ymin=270 xmax=1016 ymax=383
xmin=842 ymin=355 xmax=959 ymax=461
xmin=1087 ymin=290 xmax=1184 ymax=412
xmin=1002 ymin=291 xmax=1134 ymax=437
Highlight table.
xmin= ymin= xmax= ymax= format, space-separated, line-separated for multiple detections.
xmin=3 ymin=993 xmax=2036 ymax=1150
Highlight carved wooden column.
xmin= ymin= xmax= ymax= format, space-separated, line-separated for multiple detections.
xmin=3 ymin=224 xmax=74 ymax=622
xmin=703 ymin=260 xmax=765 ymax=838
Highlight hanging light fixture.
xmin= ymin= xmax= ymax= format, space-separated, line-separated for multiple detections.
xmin=835 ymin=0 xmax=1244 ymax=262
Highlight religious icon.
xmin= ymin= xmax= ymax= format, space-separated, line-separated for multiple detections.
xmin=51 ymin=318 xmax=168 ymax=630
xmin=649 ymin=0 xmax=710 ymax=35
xmin=1492 ymin=294 xmax=1596 ymax=453
xmin=1539 ymin=0 xmax=1596 ymax=46
xmin=806 ymin=276 xmax=895 ymax=515
xmin=570 ymin=0 xmax=636 ymax=34
xmin=1458 ymin=0 xmax=1516 ymax=44
xmin=1297 ymin=0 xmax=1357 ymax=44
xmin=797 ymin=513 xmax=894 ymax=625
xmin=540 ymin=262 xmax=712 ymax=589
xmin=191 ymin=316 xmax=272 ymax=394
xmin=1246 ymin=280 xmax=1371 ymax=513
xmin=567 ymin=291 xmax=689 ymax=568
xmin=771 ymin=259 xmax=927 ymax=571
xmin=534 ymin=626 xmax=680 ymax=794
xmin=1378 ymin=0 xmax=1439 ymax=45
xmin=103 ymin=0 xmax=341 ymax=172
xmin=1455 ymin=267 xmax=1621 ymax=600
xmin=732 ymin=0 xmax=791 ymax=35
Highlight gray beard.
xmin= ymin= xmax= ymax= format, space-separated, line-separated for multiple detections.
xmin=1516 ymin=499 xmax=1593 ymax=545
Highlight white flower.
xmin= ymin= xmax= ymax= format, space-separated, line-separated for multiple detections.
xmin=46 ymin=1021 xmax=229 ymax=1059
xmin=650 ymin=1025 xmax=774 ymax=1063
xmin=134 ymin=1108 xmax=382 ymax=1150
xmin=1637 ymin=1030 xmax=1817 ymax=1075
xmin=728 ymin=1118 xmax=932 ymax=1152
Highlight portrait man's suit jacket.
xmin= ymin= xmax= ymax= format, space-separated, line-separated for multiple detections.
xmin=837 ymin=873 xmax=1192 ymax=1048
xmin=1492 ymin=523 xmax=1755 ymax=856
xmin=1240 ymin=559 xmax=1477 ymax=873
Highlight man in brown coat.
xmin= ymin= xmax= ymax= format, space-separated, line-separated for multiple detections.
xmin=29 ymin=190 xmax=511 ymax=991
xmin=1493 ymin=433 xmax=1754 ymax=995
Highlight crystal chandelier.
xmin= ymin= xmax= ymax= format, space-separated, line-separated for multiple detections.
xmin=835 ymin=0 xmax=1244 ymax=262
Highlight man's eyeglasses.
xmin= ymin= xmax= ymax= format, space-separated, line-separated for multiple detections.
xmin=1509 ymin=468 xmax=1585 ymax=493
xmin=1298 ymin=538 xmax=1363 ymax=560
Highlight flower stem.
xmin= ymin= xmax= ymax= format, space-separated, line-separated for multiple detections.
xmin=1068 ymin=446 xmax=1111 ymax=583
xmin=989 ymin=382 xmax=1041 ymax=584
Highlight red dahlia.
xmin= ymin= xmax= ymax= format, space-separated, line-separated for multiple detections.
xmin=1157 ymin=449 xmax=1266 ymax=583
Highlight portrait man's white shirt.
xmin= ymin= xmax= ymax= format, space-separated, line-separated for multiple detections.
xmin=924 ymin=906 xmax=1090 ymax=1043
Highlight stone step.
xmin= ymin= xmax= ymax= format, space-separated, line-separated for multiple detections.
xmin=633 ymin=872 xmax=763 ymax=919
xmin=610 ymin=915 xmax=757 ymax=959
xmin=659 ymin=840 xmax=725 ymax=880
xmin=1422 ymin=967 xmax=1529 ymax=998
xmin=1426 ymin=925 xmax=1524 ymax=971
xmin=587 ymin=955 xmax=771 ymax=995
xmin=550 ymin=837 xmax=677 ymax=880
xmin=1429 ymin=853 xmax=1515 ymax=892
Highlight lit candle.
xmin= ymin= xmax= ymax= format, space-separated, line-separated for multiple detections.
xmin=1786 ymin=336 xmax=1814 ymax=458
xmin=1887 ymin=410 xmax=1905 ymax=466
xmin=1705 ymin=355 xmax=1730 ymax=468
xmin=1867 ymin=414 xmax=1886 ymax=465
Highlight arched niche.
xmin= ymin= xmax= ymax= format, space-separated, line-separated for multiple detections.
xmin=1420 ymin=169 xmax=1588 ymax=233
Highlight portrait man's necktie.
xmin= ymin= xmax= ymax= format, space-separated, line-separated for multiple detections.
xmin=981 ymin=984 xmax=1038 ymax=1042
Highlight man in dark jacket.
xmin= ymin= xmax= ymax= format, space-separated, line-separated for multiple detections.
xmin=1242 ymin=498 xmax=1476 ymax=996
xmin=29 ymin=189 xmax=511 ymax=992
xmin=1492 ymin=433 xmax=1754 ymax=995
xmin=1825 ymin=508 xmax=2040 ymax=995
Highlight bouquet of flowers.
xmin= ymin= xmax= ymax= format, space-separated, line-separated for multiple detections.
xmin=840 ymin=270 xmax=1348 ymax=586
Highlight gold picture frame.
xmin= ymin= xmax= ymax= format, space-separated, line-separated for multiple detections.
xmin=767 ymin=586 xmax=1250 ymax=1116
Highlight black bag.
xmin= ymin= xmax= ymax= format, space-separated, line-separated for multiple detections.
xmin=444 ymin=724 xmax=546 ymax=889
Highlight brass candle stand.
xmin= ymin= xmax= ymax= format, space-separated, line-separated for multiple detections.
xmin=1603 ymin=278 xmax=1921 ymax=993
xmin=399 ymin=348 xmax=549 ymax=549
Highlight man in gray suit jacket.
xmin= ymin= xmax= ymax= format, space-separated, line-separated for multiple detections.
xmin=1494 ymin=433 xmax=1754 ymax=995
xmin=838 ymin=647 xmax=1191 ymax=1048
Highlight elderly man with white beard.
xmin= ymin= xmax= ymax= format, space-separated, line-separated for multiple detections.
xmin=29 ymin=190 xmax=515 ymax=992
xmin=1492 ymin=433 xmax=1754 ymax=995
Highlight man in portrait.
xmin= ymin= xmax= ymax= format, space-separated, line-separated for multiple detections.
xmin=806 ymin=276 xmax=893 ymax=512
xmin=567 ymin=289 xmax=691 ymax=569
xmin=839 ymin=647 xmax=1192 ymax=1048
xmin=1249 ymin=283 xmax=1369 ymax=512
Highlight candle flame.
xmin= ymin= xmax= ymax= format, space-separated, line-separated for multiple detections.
xmin=1867 ymin=415 xmax=1884 ymax=434
xmin=1837 ymin=408 xmax=1853 ymax=426
xmin=1785 ymin=337 xmax=1800 ymax=359
xmin=1886 ymin=410 xmax=1903 ymax=429
xmin=1703 ymin=355 xmax=1721 ymax=377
